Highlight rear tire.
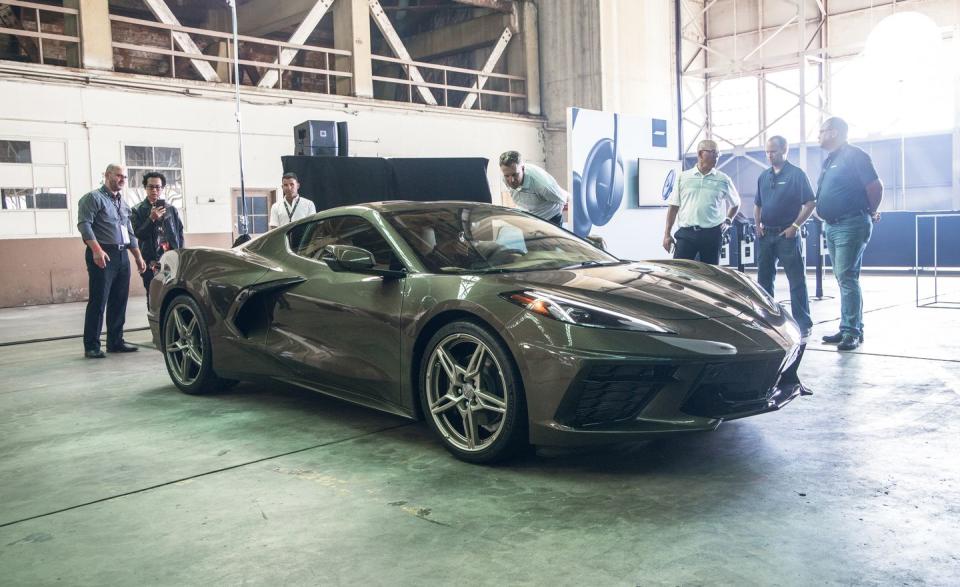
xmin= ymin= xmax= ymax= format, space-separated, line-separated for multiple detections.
xmin=420 ymin=320 xmax=528 ymax=464
xmin=161 ymin=295 xmax=229 ymax=395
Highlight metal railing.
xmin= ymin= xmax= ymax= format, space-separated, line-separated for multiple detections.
xmin=372 ymin=53 xmax=526 ymax=113
xmin=0 ymin=1 xmax=80 ymax=66
xmin=108 ymin=14 xmax=352 ymax=93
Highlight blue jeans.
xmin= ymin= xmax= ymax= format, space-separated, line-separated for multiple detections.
xmin=825 ymin=213 xmax=872 ymax=337
xmin=756 ymin=231 xmax=813 ymax=334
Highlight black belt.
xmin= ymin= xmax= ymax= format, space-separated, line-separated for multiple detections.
xmin=680 ymin=223 xmax=722 ymax=231
xmin=100 ymin=243 xmax=128 ymax=251
xmin=763 ymin=224 xmax=791 ymax=233
xmin=823 ymin=211 xmax=866 ymax=224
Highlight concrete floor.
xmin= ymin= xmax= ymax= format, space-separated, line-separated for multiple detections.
xmin=1 ymin=274 xmax=958 ymax=586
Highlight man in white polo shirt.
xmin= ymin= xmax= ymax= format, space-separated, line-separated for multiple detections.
xmin=662 ymin=139 xmax=740 ymax=264
xmin=269 ymin=172 xmax=317 ymax=229
xmin=499 ymin=150 xmax=568 ymax=225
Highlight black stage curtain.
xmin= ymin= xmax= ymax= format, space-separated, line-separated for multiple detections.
xmin=281 ymin=156 xmax=491 ymax=211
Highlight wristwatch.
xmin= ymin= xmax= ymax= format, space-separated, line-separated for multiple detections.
xmin=791 ymin=222 xmax=801 ymax=230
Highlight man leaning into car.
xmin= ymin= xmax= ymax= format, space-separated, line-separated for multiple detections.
xmin=662 ymin=139 xmax=740 ymax=264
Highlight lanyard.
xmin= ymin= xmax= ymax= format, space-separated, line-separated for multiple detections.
xmin=284 ymin=197 xmax=300 ymax=222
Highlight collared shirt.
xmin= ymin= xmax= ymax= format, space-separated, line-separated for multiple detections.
xmin=815 ymin=143 xmax=878 ymax=223
xmin=269 ymin=195 xmax=317 ymax=228
xmin=77 ymin=186 xmax=139 ymax=249
xmin=508 ymin=163 xmax=567 ymax=220
xmin=668 ymin=165 xmax=741 ymax=228
xmin=131 ymin=198 xmax=185 ymax=263
xmin=756 ymin=160 xmax=815 ymax=226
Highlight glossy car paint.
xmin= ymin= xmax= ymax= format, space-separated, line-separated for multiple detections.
xmin=148 ymin=202 xmax=801 ymax=447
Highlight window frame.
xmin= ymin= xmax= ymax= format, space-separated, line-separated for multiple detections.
xmin=285 ymin=214 xmax=404 ymax=271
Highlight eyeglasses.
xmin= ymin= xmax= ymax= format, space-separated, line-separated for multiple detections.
xmin=145 ymin=185 xmax=164 ymax=190
xmin=112 ymin=174 xmax=128 ymax=180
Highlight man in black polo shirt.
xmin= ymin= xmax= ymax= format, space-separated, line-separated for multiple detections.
xmin=77 ymin=163 xmax=147 ymax=359
xmin=131 ymin=171 xmax=184 ymax=304
xmin=755 ymin=135 xmax=815 ymax=338
xmin=815 ymin=117 xmax=884 ymax=351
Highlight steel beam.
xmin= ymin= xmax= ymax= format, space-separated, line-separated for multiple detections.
xmin=368 ymin=0 xmax=437 ymax=105
xmin=258 ymin=0 xmax=335 ymax=89
xmin=453 ymin=0 xmax=513 ymax=13
xmin=461 ymin=27 xmax=512 ymax=109
xmin=142 ymin=0 xmax=220 ymax=82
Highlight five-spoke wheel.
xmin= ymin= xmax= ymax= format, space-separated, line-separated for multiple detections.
xmin=422 ymin=321 xmax=527 ymax=463
xmin=162 ymin=295 xmax=227 ymax=394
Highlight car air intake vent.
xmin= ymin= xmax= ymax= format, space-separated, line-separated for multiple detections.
xmin=681 ymin=357 xmax=784 ymax=418
xmin=561 ymin=364 xmax=676 ymax=428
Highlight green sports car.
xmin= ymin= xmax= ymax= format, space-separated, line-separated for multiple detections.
xmin=149 ymin=201 xmax=804 ymax=463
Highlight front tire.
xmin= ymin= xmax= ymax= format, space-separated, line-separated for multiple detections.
xmin=162 ymin=294 xmax=227 ymax=395
xmin=420 ymin=321 xmax=528 ymax=463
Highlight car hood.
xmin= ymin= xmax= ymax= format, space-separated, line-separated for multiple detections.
xmin=495 ymin=260 xmax=779 ymax=322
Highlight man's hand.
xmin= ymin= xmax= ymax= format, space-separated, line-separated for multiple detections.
xmin=133 ymin=253 xmax=147 ymax=274
xmin=871 ymin=211 xmax=881 ymax=223
xmin=779 ymin=225 xmax=798 ymax=239
xmin=149 ymin=206 xmax=166 ymax=222
xmin=720 ymin=218 xmax=733 ymax=235
xmin=92 ymin=249 xmax=110 ymax=269
xmin=756 ymin=223 xmax=766 ymax=238
xmin=662 ymin=234 xmax=675 ymax=254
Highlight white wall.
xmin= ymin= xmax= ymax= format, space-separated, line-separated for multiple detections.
xmin=0 ymin=72 xmax=544 ymax=240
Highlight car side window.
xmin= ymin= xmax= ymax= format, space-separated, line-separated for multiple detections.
xmin=288 ymin=216 xmax=401 ymax=270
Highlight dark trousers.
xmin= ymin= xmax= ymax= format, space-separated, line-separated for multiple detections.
xmin=83 ymin=247 xmax=130 ymax=352
xmin=141 ymin=267 xmax=156 ymax=306
xmin=547 ymin=212 xmax=563 ymax=226
xmin=673 ymin=224 xmax=723 ymax=265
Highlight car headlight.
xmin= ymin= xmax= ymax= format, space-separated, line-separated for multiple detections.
xmin=500 ymin=290 xmax=674 ymax=333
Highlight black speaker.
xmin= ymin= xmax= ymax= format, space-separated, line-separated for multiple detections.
xmin=294 ymin=120 xmax=338 ymax=157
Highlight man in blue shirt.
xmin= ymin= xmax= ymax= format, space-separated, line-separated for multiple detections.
xmin=815 ymin=117 xmax=884 ymax=351
xmin=77 ymin=164 xmax=147 ymax=358
xmin=755 ymin=135 xmax=816 ymax=338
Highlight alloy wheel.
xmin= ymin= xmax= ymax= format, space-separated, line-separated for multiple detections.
xmin=164 ymin=303 xmax=204 ymax=386
xmin=425 ymin=333 xmax=509 ymax=452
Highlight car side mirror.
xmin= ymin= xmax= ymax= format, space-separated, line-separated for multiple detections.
xmin=321 ymin=245 xmax=376 ymax=272
xmin=321 ymin=245 xmax=406 ymax=279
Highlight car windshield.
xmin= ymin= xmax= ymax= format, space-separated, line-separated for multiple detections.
xmin=384 ymin=206 xmax=621 ymax=273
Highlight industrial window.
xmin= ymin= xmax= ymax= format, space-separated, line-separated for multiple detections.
xmin=124 ymin=145 xmax=184 ymax=208
xmin=0 ymin=140 xmax=31 ymax=163
xmin=0 ymin=139 xmax=68 ymax=212
xmin=1 ymin=187 xmax=68 ymax=210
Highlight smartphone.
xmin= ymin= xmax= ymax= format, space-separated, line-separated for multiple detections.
xmin=154 ymin=198 xmax=166 ymax=208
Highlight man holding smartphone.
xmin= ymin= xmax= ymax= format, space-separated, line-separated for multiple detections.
xmin=131 ymin=171 xmax=184 ymax=304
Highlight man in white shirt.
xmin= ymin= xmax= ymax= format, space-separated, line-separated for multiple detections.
xmin=269 ymin=172 xmax=317 ymax=229
xmin=499 ymin=150 xmax=568 ymax=225
xmin=662 ymin=139 xmax=740 ymax=264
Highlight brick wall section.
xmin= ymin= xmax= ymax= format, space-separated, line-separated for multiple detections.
xmin=0 ymin=233 xmax=234 ymax=308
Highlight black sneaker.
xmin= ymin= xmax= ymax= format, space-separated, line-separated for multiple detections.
xmin=85 ymin=349 xmax=106 ymax=359
xmin=823 ymin=331 xmax=864 ymax=344
xmin=837 ymin=333 xmax=861 ymax=351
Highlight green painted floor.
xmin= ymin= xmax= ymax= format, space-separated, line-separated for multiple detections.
xmin=1 ymin=274 xmax=958 ymax=586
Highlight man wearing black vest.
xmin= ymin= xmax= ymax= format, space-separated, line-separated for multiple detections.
xmin=815 ymin=117 xmax=884 ymax=351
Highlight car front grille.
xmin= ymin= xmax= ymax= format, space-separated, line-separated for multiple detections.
xmin=559 ymin=364 xmax=677 ymax=428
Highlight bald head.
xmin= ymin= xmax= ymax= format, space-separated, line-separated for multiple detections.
xmin=819 ymin=117 xmax=848 ymax=152
xmin=103 ymin=163 xmax=127 ymax=194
